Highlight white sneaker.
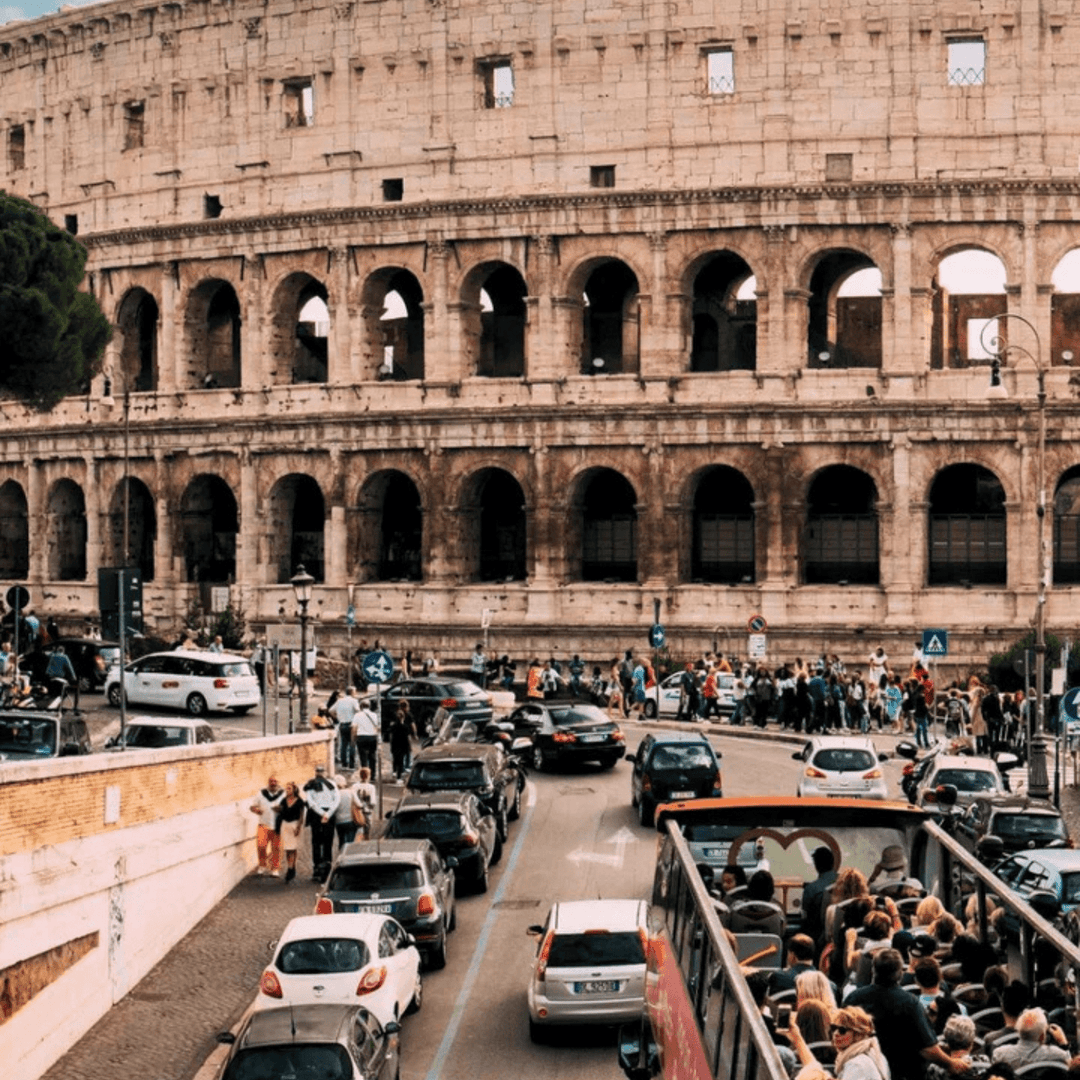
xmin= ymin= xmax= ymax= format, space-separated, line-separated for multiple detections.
xmin=256 ymin=866 xmax=267 ymax=876
xmin=270 ymin=869 xmax=281 ymax=877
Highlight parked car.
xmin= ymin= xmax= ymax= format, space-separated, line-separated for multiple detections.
xmin=424 ymin=708 xmax=532 ymax=755
xmin=954 ymin=794 xmax=1071 ymax=859
xmin=254 ymin=913 xmax=421 ymax=1024
xmin=792 ymin=735 xmax=890 ymax=800
xmin=910 ymin=753 xmax=1006 ymax=810
xmin=526 ymin=898 xmax=649 ymax=1043
xmin=644 ymin=671 xmax=736 ymax=719
xmin=0 ymin=710 xmax=92 ymax=762
xmin=383 ymin=791 xmax=501 ymax=894
xmin=105 ymin=649 xmax=260 ymax=715
xmin=20 ymin=637 xmax=121 ymax=692
xmin=506 ymin=701 xmax=626 ymax=772
xmin=405 ymin=742 xmax=526 ymax=835
xmin=216 ymin=1004 xmax=401 ymax=1080
xmin=626 ymin=731 xmax=723 ymax=826
xmin=105 ymin=716 xmax=215 ymax=750
xmin=993 ymin=848 xmax=1080 ymax=937
xmin=377 ymin=677 xmax=493 ymax=738
xmin=315 ymin=839 xmax=456 ymax=970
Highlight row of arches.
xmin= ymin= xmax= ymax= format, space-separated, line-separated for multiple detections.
xmin=6 ymin=462 xmax=1080 ymax=588
xmin=112 ymin=245 xmax=1080 ymax=392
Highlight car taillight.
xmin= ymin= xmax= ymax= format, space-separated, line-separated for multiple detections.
xmin=462 ymin=832 xmax=479 ymax=846
xmin=613 ymin=729 xmax=625 ymax=742
xmin=862 ymin=768 xmax=883 ymax=780
xmin=314 ymin=897 xmax=333 ymax=915
xmin=902 ymin=764 xmax=915 ymax=776
xmin=804 ymin=766 xmax=828 ymax=779
xmin=441 ymin=698 xmax=458 ymax=708
xmin=553 ymin=731 xmax=577 ymax=743
xmin=260 ymin=970 xmax=283 ymax=998
xmin=536 ymin=931 xmax=554 ymax=982
xmin=924 ymin=789 xmax=937 ymax=803
xmin=711 ymin=772 xmax=723 ymax=794
xmin=214 ymin=678 xmax=229 ymax=689
xmin=416 ymin=892 xmax=435 ymax=916
xmin=643 ymin=776 xmax=652 ymax=792
xmin=357 ymin=966 xmax=387 ymax=996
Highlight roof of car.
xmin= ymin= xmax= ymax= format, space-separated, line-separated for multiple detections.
xmin=237 ymin=1004 xmax=361 ymax=1047
xmin=394 ymin=791 xmax=475 ymax=812
xmin=928 ymin=754 xmax=999 ymax=771
xmin=412 ymin=743 xmax=500 ymax=762
xmin=335 ymin=838 xmax=435 ymax=864
xmin=1009 ymin=849 xmax=1080 ymax=870
xmin=136 ymin=649 xmax=250 ymax=663
xmin=278 ymin=913 xmax=386 ymax=940
xmin=551 ymin=898 xmax=648 ymax=932
xmin=642 ymin=730 xmax=714 ymax=745
xmin=974 ymin=794 xmax=1062 ymax=816
xmin=806 ymin=735 xmax=880 ymax=750
xmin=125 ymin=715 xmax=212 ymax=729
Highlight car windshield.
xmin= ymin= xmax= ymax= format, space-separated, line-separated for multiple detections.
xmin=0 ymin=718 xmax=56 ymax=754
xmin=389 ymin=811 xmax=464 ymax=837
xmin=549 ymin=706 xmax=608 ymax=726
xmin=123 ymin=725 xmax=189 ymax=747
xmin=934 ymin=768 xmax=999 ymax=792
xmin=276 ymin=937 xmax=370 ymax=974
xmin=224 ymin=1044 xmax=353 ymax=1080
xmin=1062 ymin=873 xmax=1080 ymax=905
xmin=442 ymin=681 xmax=483 ymax=698
xmin=411 ymin=761 xmax=485 ymax=787
xmin=649 ymin=745 xmax=714 ymax=770
xmin=328 ymin=864 xmax=423 ymax=891
xmin=994 ymin=814 xmax=1068 ymax=842
xmin=683 ymin=823 xmax=746 ymax=843
xmin=813 ymin=749 xmax=876 ymax=772
xmin=547 ymin=931 xmax=645 ymax=967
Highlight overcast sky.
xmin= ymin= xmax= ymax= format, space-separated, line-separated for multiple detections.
xmin=0 ymin=1 xmax=104 ymax=25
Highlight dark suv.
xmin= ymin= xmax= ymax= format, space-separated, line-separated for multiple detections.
xmin=955 ymin=794 xmax=1071 ymax=861
xmin=20 ymin=638 xmax=120 ymax=693
xmin=626 ymin=731 xmax=723 ymax=826
xmin=0 ymin=710 xmax=92 ymax=762
xmin=315 ymin=839 xmax=456 ymax=969
xmin=406 ymin=742 xmax=526 ymax=838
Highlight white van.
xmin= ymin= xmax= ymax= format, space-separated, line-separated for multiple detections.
xmin=105 ymin=650 xmax=261 ymax=716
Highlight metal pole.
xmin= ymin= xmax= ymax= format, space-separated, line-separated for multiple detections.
xmin=298 ymin=604 xmax=310 ymax=732
xmin=1029 ymin=365 xmax=1051 ymax=799
xmin=375 ymin=678 xmax=383 ymax=822
xmin=118 ymin=569 xmax=128 ymax=749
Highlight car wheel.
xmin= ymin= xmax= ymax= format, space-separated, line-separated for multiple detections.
xmin=643 ymin=699 xmax=658 ymax=720
xmin=496 ymin=804 xmax=509 ymax=842
xmin=638 ymin=794 xmax=654 ymax=828
xmin=529 ymin=1018 xmax=548 ymax=1045
xmin=427 ymin=934 xmax=447 ymax=971
xmin=509 ymin=781 xmax=523 ymax=821
xmin=107 ymin=684 xmax=124 ymax=708
xmin=531 ymin=745 xmax=545 ymax=772
xmin=186 ymin=693 xmax=208 ymax=716
xmin=405 ymin=972 xmax=423 ymax=1015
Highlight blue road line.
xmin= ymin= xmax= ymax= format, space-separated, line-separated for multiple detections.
xmin=423 ymin=783 xmax=538 ymax=1080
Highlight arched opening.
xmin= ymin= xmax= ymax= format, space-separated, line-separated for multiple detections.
xmin=46 ymin=479 xmax=87 ymax=581
xmin=804 ymin=466 xmax=879 ymax=584
xmin=461 ymin=468 xmax=527 ymax=581
xmin=107 ymin=477 xmax=157 ymax=581
xmin=0 ymin=480 xmax=29 ymax=579
xmin=1050 ymin=251 xmax=1080 ymax=367
xmin=268 ymin=273 xmax=329 ymax=385
xmin=187 ymin=279 xmax=241 ymax=389
xmin=690 ymin=255 xmax=757 ymax=372
xmin=116 ymin=287 xmax=159 ymax=392
xmin=267 ymin=475 xmax=325 ymax=584
xmin=469 ymin=264 xmax=527 ymax=377
xmin=1054 ymin=467 xmax=1080 ymax=584
xmin=928 ymin=464 xmax=1007 ymax=585
xmin=691 ymin=466 xmax=755 ymax=583
xmin=180 ymin=475 xmax=239 ymax=583
xmin=576 ymin=469 xmax=637 ymax=581
xmin=357 ymin=471 xmax=423 ymax=581
xmin=364 ymin=270 xmax=425 ymax=380
xmin=807 ymin=253 xmax=882 ymax=368
xmin=580 ymin=261 xmax=640 ymax=375
xmin=931 ymin=249 xmax=1008 ymax=369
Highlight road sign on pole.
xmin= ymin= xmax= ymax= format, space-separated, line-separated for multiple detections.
xmin=1061 ymin=687 xmax=1080 ymax=722
xmin=921 ymin=629 xmax=949 ymax=658
xmin=648 ymin=624 xmax=666 ymax=649
xmin=748 ymin=634 xmax=767 ymax=660
xmin=362 ymin=650 xmax=395 ymax=686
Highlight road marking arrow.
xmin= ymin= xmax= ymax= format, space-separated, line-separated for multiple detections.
xmin=566 ymin=826 xmax=638 ymax=868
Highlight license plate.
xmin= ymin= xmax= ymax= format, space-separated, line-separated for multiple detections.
xmin=703 ymin=847 xmax=729 ymax=859
xmin=580 ymin=734 xmax=605 ymax=743
xmin=671 ymin=790 xmax=694 ymax=800
xmin=576 ymin=980 xmax=620 ymax=993
xmin=348 ymin=903 xmax=392 ymax=914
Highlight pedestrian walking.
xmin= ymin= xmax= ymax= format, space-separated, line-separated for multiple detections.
xmin=249 ymin=775 xmax=285 ymax=876
xmin=847 ymin=672 xmax=868 ymax=733
xmin=303 ymin=764 xmax=340 ymax=883
xmin=275 ymin=781 xmax=306 ymax=883
xmin=471 ymin=642 xmax=487 ymax=688
xmin=332 ymin=773 xmax=359 ymax=850
xmin=390 ymin=699 xmax=416 ymax=780
xmin=45 ymin=645 xmax=79 ymax=710
xmin=568 ymin=654 xmax=586 ymax=698
xmin=676 ymin=662 xmax=700 ymax=721
xmin=353 ymin=767 xmax=377 ymax=840
xmin=353 ymin=697 xmax=380 ymax=772
xmin=330 ymin=685 xmax=360 ymax=769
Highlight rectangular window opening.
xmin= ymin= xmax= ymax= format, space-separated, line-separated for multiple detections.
xmin=283 ymin=79 xmax=315 ymax=127
xmin=705 ymin=48 xmax=734 ymax=95
xmin=64 ymin=214 xmax=78 ymax=235
xmin=204 ymin=194 xmax=223 ymax=219
xmin=382 ymin=178 xmax=403 ymax=202
xmin=590 ymin=165 xmax=616 ymax=189
xmin=481 ymin=60 xmax=514 ymax=108
xmin=825 ymin=153 xmax=853 ymax=182
xmin=948 ymin=38 xmax=986 ymax=86
xmin=9 ymin=125 xmax=25 ymax=171
xmin=123 ymin=101 xmax=145 ymax=151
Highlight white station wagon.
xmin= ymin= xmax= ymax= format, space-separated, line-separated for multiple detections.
xmin=105 ymin=649 xmax=261 ymax=716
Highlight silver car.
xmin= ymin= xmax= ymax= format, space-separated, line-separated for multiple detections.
xmin=526 ymin=898 xmax=648 ymax=1042
xmin=793 ymin=735 xmax=890 ymax=800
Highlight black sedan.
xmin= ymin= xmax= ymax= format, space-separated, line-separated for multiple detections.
xmin=376 ymin=677 xmax=493 ymax=737
xmin=508 ymin=702 xmax=626 ymax=772
xmin=20 ymin=637 xmax=121 ymax=692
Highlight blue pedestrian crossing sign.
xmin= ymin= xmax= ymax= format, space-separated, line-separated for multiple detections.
xmin=649 ymin=624 xmax=666 ymax=648
xmin=362 ymin=650 xmax=394 ymax=685
xmin=1061 ymin=687 xmax=1080 ymax=721
xmin=922 ymin=629 xmax=949 ymax=657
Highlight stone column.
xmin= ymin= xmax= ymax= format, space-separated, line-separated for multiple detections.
xmin=524 ymin=235 xmax=557 ymax=380
xmin=424 ymin=240 xmax=454 ymax=382
xmin=636 ymin=443 xmax=670 ymax=587
xmin=159 ymin=261 xmax=181 ymax=394
xmin=27 ymin=460 xmax=46 ymax=583
xmin=884 ymin=223 xmax=914 ymax=375
xmin=84 ymin=459 xmax=102 ymax=582
xmin=237 ymin=448 xmax=262 ymax=587
xmin=326 ymin=246 xmax=352 ymax=384
xmin=242 ymin=255 xmax=268 ymax=390
xmin=640 ymin=231 xmax=680 ymax=377
xmin=153 ymin=451 xmax=176 ymax=585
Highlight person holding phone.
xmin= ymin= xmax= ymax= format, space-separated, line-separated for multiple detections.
xmin=783 ymin=1005 xmax=890 ymax=1080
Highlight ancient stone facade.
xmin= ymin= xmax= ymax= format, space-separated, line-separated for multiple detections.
xmin=2 ymin=0 xmax=1080 ymax=669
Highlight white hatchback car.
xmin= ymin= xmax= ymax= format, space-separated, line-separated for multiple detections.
xmin=105 ymin=716 xmax=215 ymax=749
xmin=256 ymin=913 xmax=422 ymax=1025
xmin=526 ymin=898 xmax=648 ymax=1042
xmin=793 ymin=735 xmax=890 ymax=800
xmin=913 ymin=753 xmax=1006 ymax=809
xmin=105 ymin=649 xmax=261 ymax=716
xmin=644 ymin=671 xmax=736 ymax=719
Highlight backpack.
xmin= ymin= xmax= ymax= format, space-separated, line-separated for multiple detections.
xmin=946 ymin=697 xmax=964 ymax=719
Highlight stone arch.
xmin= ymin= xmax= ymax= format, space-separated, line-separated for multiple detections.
xmin=568 ymin=467 xmax=637 ymax=581
xmin=266 ymin=474 xmax=325 ymax=584
xmin=186 ymin=278 xmax=241 ymax=389
xmin=362 ymin=268 xmax=425 ymax=381
xmin=107 ymin=477 xmax=157 ymax=582
xmin=268 ymin=271 xmax=329 ymax=385
xmin=929 ymin=247 xmax=1008 ymax=370
xmin=567 ymin=257 xmax=641 ymax=376
xmin=46 ymin=478 xmax=87 ymax=581
xmin=927 ymin=463 xmax=1006 ymax=585
xmin=459 ymin=467 xmax=527 ymax=581
xmin=461 ymin=261 xmax=527 ymax=377
xmin=804 ymin=465 xmax=879 ymax=585
xmin=354 ymin=470 xmax=423 ymax=582
xmin=689 ymin=465 xmax=755 ymax=583
xmin=806 ymin=249 xmax=882 ymax=369
xmin=1053 ymin=465 xmax=1080 ymax=585
xmin=179 ymin=474 xmax=239 ymax=583
xmin=115 ymin=287 xmax=159 ymax=393
xmin=0 ymin=479 xmax=29 ymax=579
xmin=685 ymin=252 xmax=757 ymax=372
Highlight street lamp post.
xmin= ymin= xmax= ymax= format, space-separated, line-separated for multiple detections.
xmin=982 ymin=313 xmax=1051 ymax=800
xmin=291 ymin=564 xmax=315 ymax=733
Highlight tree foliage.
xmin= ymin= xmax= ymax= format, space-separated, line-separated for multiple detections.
xmin=987 ymin=630 xmax=1070 ymax=692
xmin=0 ymin=191 xmax=111 ymax=409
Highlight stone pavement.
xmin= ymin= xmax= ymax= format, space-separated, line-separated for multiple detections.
xmin=33 ymin=719 xmax=1080 ymax=1080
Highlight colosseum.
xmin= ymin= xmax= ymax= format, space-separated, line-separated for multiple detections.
xmin=1 ymin=0 xmax=1078 ymax=670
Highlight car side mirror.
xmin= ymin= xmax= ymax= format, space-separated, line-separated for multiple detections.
xmin=791 ymin=751 xmax=802 ymax=761
xmin=935 ymin=783 xmax=959 ymax=808
xmin=878 ymin=753 xmax=889 ymax=763
xmin=625 ymin=753 xmax=636 ymax=764
xmin=894 ymin=741 xmax=918 ymax=760
xmin=526 ymin=924 xmax=544 ymax=936
xmin=383 ymin=1020 xmax=402 ymax=1037
xmin=977 ymin=835 xmax=1006 ymax=864
xmin=216 ymin=1032 xmax=236 ymax=1045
